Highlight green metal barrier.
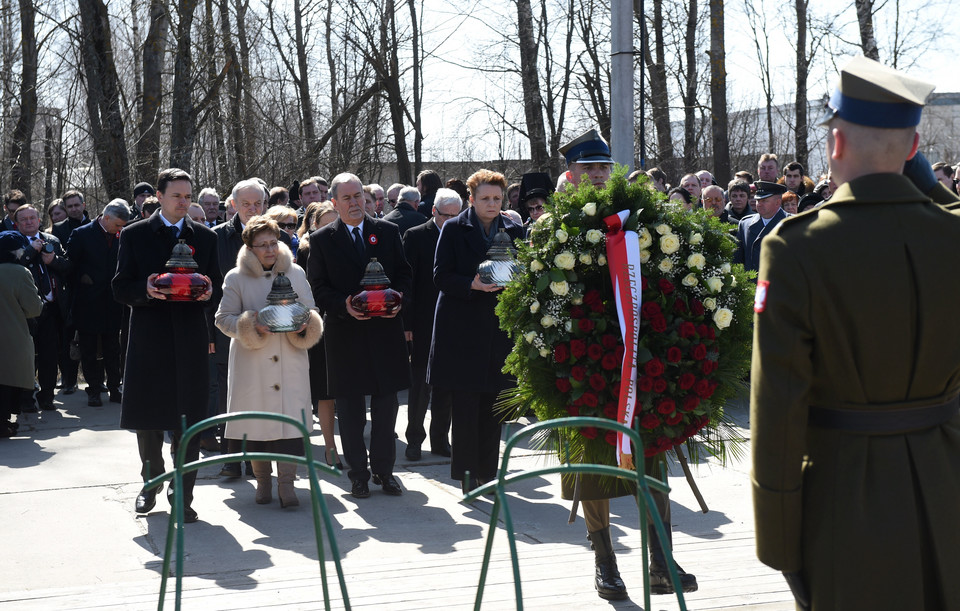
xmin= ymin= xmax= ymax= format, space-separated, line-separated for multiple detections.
xmin=461 ymin=416 xmax=687 ymax=611
xmin=142 ymin=410 xmax=350 ymax=611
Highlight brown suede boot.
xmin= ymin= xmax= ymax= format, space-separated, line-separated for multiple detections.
xmin=277 ymin=461 xmax=299 ymax=508
xmin=251 ymin=460 xmax=273 ymax=504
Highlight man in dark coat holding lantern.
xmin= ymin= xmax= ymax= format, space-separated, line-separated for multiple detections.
xmin=113 ymin=168 xmax=221 ymax=524
xmin=308 ymin=173 xmax=412 ymax=500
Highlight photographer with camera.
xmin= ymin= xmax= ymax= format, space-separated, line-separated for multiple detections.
xmin=14 ymin=204 xmax=72 ymax=412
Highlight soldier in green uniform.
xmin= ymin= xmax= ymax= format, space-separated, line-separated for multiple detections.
xmin=751 ymin=56 xmax=960 ymax=610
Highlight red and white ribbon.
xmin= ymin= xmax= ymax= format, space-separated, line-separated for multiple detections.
xmin=603 ymin=211 xmax=643 ymax=464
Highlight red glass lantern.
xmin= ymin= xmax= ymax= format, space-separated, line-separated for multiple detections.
xmin=153 ymin=239 xmax=210 ymax=301
xmin=350 ymin=258 xmax=401 ymax=317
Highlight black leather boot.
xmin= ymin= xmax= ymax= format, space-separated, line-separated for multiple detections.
xmin=647 ymin=520 xmax=698 ymax=594
xmin=587 ymin=526 xmax=628 ymax=600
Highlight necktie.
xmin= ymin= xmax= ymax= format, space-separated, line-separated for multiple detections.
xmin=170 ymin=225 xmax=180 ymax=239
xmin=352 ymin=226 xmax=364 ymax=255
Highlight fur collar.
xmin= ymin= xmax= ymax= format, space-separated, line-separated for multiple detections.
xmin=236 ymin=240 xmax=294 ymax=277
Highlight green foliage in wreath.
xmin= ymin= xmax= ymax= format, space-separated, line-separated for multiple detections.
xmin=496 ymin=168 xmax=754 ymax=465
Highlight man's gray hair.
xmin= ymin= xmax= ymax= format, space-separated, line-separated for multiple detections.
xmin=399 ymin=186 xmax=421 ymax=202
xmin=330 ymin=173 xmax=362 ymax=200
xmin=433 ymin=188 xmax=462 ymax=210
xmin=231 ymin=178 xmax=268 ymax=204
xmin=103 ymin=199 xmax=131 ymax=222
xmin=197 ymin=187 xmax=219 ymax=202
xmin=367 ymin=183 xmax=384 ymax=193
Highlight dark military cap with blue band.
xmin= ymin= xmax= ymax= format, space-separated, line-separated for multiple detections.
xmin=558 ymin=129 xmax=614 ymax=165
xmin=819 ymin=56 xmax=935 ymax=128
xmin=754 ymin=181 xmax=788 ymax=200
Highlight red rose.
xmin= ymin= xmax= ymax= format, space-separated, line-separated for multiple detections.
xmin=682 ymin=395 xmax=700 ymax=412
xmin=571 ymin=365 xmax=587 ymax=381
xmin=705 ymin=380 xmax=718 ymax=398
xmin=572 ymin=397 xmax=584 ymax=407
xmin=610 ymin=382 xmax=621 ymax=398
xmin=581 ymin=391 xmax=599 ymax=407
xmin=694 ymin=379 xmax=711 ymax=398
xmin=701 ymin=359 xmax=717 ymax=375
xmin=578 ymin=318 xmax=596 ymax=333
xmin=570 ymin=306 xmax=585 ymax=319
xmin=603 ymin=403 xmax=618 ymax=419
xmin=566 ymin=405 xmax=580 ymax=416
xmin=554 ymin=343 xmax=570 ymax=364
xmin=584 ymin=289 xmax=602 ymax=307
xmin=601 ymin=334 xmax=618 ymax=349
xmin=678 ymin=372 xmax=696 ymax=390
xmin=641 ymin=302 xmax=662 ymax=318
xmin=666 ymin=413 xmax=683 ymax=426
xmin=581 ymin=426 xmax=598 ymax=439
xmin=556 ymin=378 xmax=572 ymax=392
xmin=658 ymin=278 xmax=675 ymax=295
xmin=641 ymin=276 xmax=649 ymax=290
xmin=590 ymin=301 xmax=605 ymax=313
xmin=602 ymin=353 xmax=620 ymax=370
xmin=696 ymin=324 xmax=709 ymax=338
xmin=614 ymin=345 xmax=625 ymax=361
xmin=656 ymin=398 xmax=676 ymax=415
xmin=673 ymin=299 xmax=687 ymax=314
xmin=637 ymin=376 xmax=653 ymax=392
xmin=589 ymin=373 xmax=606 ymax=392
xmin=587 ymin=344 xmax=603 ymax=361
xmin=691 ymin=343 xmax=707 ymax=361
xmin=705 ymin=326 xmax=716 ymax=340
xmin=640 ymin=414 xmax=661 ymax=430
xmin=652 ymin=378 xmax=667 ymax=393
xmin=570 ymin=339 xmax=587 ymax=359
xmin=679 ymin=321 xmax=697 ymax=339
xmin=666 ymin=346 xmax=682 ymax=363
xmin=604 ymin=431 xmax=618 ymax=446
xmin=644 ymin=358 xmax=665 ymax=377
xmin=690 ymin=299 xmax=705 ymax=316
xmin=644 ymin=445 xmax=659 ymax=457
xmin=650 ymin=316 xmax=667 ymax=333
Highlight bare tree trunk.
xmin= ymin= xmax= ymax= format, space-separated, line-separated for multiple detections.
xmin=325 ymin=0 xmax=339 ymax=169
xmin=854 ymin=0 xmax=879 ymax=61
xmin=218 ymin=0 xmax=243 ymax=178
xmin=203 ymin=0 xmax=225 ymax=187
xmin=708 ymin=0 xmax=729 ymax=182
xmin=516 ymin=0 xmax=549 ymax=171
xmin=383 ymin=0 xmax=411 ymax=184
xmin=543 ymin=0 xmax=573 ymax=177
xmin=138 ymin=0 xmax=168 ymax=182
xmin=408 ymin=0 xmax=423 ymax=175
xmin=293 ymin=0 xmax=319 ymax=176
xmin=169 ymin=0 xmax=199 ymax=170
xmin=682 ymin=0 xmax=698 ymax=170
xmin=0 ymin=0 xmax=15 ymax=193
xmin=639 ymin=0 xmax=676 ymax=181
xmin=794 ymin=0 xmax=808 ymax=169
xmin=235 ymin=0 xmax=255 ymax=173
xmin=78 ymin=0 xmax=131 ymax=199
xmin=9 ymin=0 xmax=37 ymax=198
xmin=43 ymin=125 xmax=53 ymax=204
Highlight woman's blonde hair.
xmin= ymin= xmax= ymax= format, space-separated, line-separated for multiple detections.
xmin=466 ymin=169 xmax=507 ymax=195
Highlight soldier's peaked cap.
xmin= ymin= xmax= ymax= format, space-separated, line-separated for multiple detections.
xmin=559 ymin=129 xmax=613 ymax=165
xmin=819 ymin=55 xmax=935 ymax=128
xmin=754 ymin=181 xmax=788 ymax=200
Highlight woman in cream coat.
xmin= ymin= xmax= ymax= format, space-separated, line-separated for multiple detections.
xmin=215 ymin=216 xmax=323 ymax=507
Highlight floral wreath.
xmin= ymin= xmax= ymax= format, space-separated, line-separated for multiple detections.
xmin=497 ymin=169 xmax=754 ymax=464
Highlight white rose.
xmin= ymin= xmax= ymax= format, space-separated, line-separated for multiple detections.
xmin=564 ymin=320 xmax=573 ymax=332
xmin=555 ymin=229 xmax=568 ymax=243
xmin=705 ymin=276 xmax=724 ymax=293
xmin=637 ymin=227 xmax=653 ymax=249
xmin=586 ymin=229 xmax=603 ymax=244
xmin=530 ymin=300 xmax=540 ymax=313
xmin=540 ymin=315 xmax=556 ymax=328
xmin=554 ymin=251 xmax=576 ymax=270
xmin=658 ymin=258 xmax=673 ymax=274
xmin=689 ymin=232 xmax=703 ymax=245
xmin=571 ymin=296 xmax=583 ymax=305
xmin=682 ymin=273 xmax=698 ymax=287
xmin=713 ymin=308 xmax=733 ymax=329
xmin=703 ymin=297 xmax=717 ymax=311
xmin=598 ymin=254 xmax=607 ymax=265
xmin=655 ymin=223 xmax=672 ymax=236
xmin=550 ymin=280 xmax=570 ymax=296
xmin=720 ymin=263 xmax=731 ymax=273
xmin=687 ymin=253 xmax=706 ymax=270
xmin=539 ymin=347 xmax=551 ymax=357
xmin=582 ymin=202 xmax=597 ymax=216
xmin=660 ymin=234 xmax=681 ymax=255
xmin=523 ymin=331 xmax=537 ymax=344
xmin=579 ymin=253 xmax=592 ymax=265
xmin=639 ymin=249 xmax=651 ymax=264
xmin=530 ymin=259 xmax=544 ymax=272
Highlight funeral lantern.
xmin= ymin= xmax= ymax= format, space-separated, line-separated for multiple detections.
xmin=257 ymin=272 xmax=312 ymax=332
xmin=153 ymin=239 xmax=210 ymax=301
xmin=350 ymin=258 xmax=401 ymax=317
xmin=477 ymin=228 xmax=519 ymax=286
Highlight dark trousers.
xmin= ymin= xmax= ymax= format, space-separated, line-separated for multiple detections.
xmin=450 ymin=390 xmax=501 ymax=483
xmin=77 ymin=330 xmax=122 ymax=396
xmin=58 ymin=322 xmax=79 ymax=387
xmin=336 ymin=393 xmax=399 ymax=483
xmin=137 ymin=429 xmax=200 ymax=506
xmin=581 ymin=457 xmax=671 ymax=546
xmin=405 ymin=365 xmax=452 ymax=449
xmin=206 ymin=359 xmax=227 ymax=441
xmin=31 ymin=303 xmax=62 ymax=403
xmin=1 ymin=384 xmax=22 ymax=423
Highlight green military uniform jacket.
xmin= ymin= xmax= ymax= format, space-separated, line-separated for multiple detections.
xmin=751 ymin=173 xmax=960 ymax=610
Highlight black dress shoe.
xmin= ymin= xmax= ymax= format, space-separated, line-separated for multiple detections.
xmin=182 ymin=506 xmax=199 ymax=523
xmin=136 ymin=488 xmax=158 ymax=513
xmin=351 ymin=479 xmax=370 ymax=499
xmin=108 ymin=390 xmax=122 ymax=404
xmin=199 ymin=437 xmax=220 ymax=452
xmin=87 ymin=394 xmax=103 ymax=407
xmin=62 ymin=384 xmax=78 ymax=395
xmin=39 ymin=400 xmax=55 ymax=411
xmin=650 ymin=564 xmax=698 ymax=594
xmin=372 ymin=473 xmax=403 ymax=496
xmin=405 ymin=445 xmax=422 ymax=461
xmin=429 ymin=443 xmax=452 ymax=458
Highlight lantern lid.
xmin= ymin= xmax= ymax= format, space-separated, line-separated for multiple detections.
xmin=360 ymin=258 xmax=392 ymax=287
xmin=485 ymin=229 xmax=515 ymax=261
xmin=265 ymin=272 xmax=299 ymax=304
xmin=165 ymin=239 xmax=199 ymax=269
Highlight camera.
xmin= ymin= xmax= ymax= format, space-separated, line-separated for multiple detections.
xmin=41 ymin=242 xmax=55 ymax=254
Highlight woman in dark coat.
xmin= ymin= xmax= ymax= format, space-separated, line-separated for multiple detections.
xmin=427 ymin=169 xmax=525 ymax=493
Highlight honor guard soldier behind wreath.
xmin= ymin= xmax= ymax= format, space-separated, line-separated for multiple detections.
xmin=750 ymin=56 xmax=960 ymax=610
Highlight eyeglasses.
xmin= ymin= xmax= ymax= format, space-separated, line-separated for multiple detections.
xmin=436 ymin=211 xmax=459 ymax=218
xmin=277 ymin=222 xmax=297 ymax=230
xmin=526 ymin=204 xmax=544 ymax=213
xmin=251 ymin=241 xmax=279 ymax=250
